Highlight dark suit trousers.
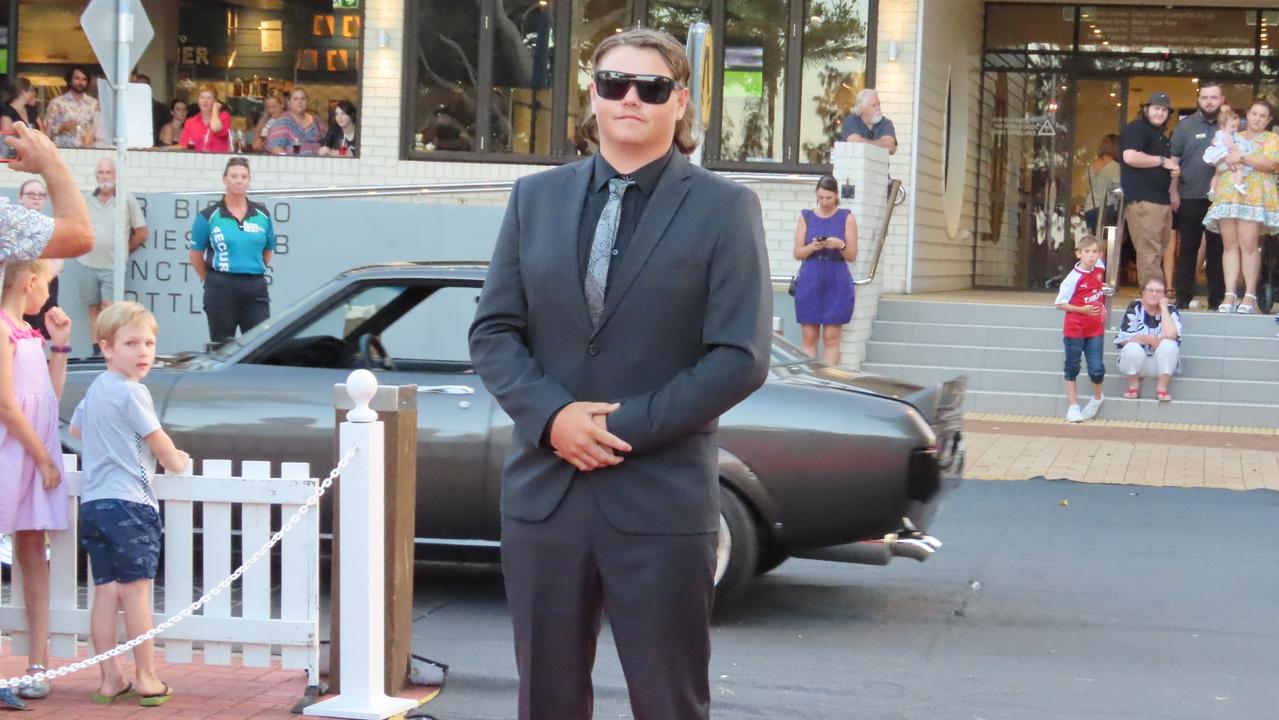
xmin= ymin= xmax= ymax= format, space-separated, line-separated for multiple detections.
xmin=501 ymin=478 xmax=717 ymax=720
xmin=1173 ymin=198 xmax=1224 ymax=308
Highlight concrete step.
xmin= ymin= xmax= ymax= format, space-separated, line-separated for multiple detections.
xmin=870 ymin=320 xmax=1278 ymax=358
xmin=876 ymin=300 xmax=1279 ymax=339
xmin=960 ymin=390 xmax=1276 ymax=427
xmin=860 ymin=362 xmax=1279 ymax=410
xmin=865 ymin=341 xmax=1279 ymax=382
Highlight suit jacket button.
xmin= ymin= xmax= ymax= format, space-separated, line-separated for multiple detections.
xmin=588 ymin=344 xmax=600 ymax=356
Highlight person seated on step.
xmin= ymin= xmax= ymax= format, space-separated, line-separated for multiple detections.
xmin=1115 ymin=276 xmax=1182 ymax=403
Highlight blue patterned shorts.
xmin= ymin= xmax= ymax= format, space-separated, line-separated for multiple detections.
xmin=79 ymin=499 xmax=162 ymax=585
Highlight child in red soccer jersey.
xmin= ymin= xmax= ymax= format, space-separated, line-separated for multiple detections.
xmin=1054 ymin=236 xmax=1107 ymax=423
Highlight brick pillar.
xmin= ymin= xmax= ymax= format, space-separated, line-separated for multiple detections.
xmin=829 ymin=141 xmax=891 ymax=370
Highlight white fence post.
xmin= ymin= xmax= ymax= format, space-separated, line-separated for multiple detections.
xmin=304 ymin=370 xmax=416 ymax=720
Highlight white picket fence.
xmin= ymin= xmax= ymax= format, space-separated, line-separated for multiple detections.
xmin=0 ymin=454 xmax=323 ymax=685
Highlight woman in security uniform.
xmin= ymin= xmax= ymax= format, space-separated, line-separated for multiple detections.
xmin=188 ymin=157 xmax=276 ymax=344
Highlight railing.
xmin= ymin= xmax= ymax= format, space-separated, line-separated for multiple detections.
xmin=183 ymin=172 xmax=826 ymax=199
xmin=1097 ymin=186 xmax=1128 ymax=294
xmin=0 ymin=455 xmax=323 ymax=685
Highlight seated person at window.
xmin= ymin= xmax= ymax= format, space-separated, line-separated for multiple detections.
xmin=252 ymin=91 xmax=285 ymax=153
xmin=266 ymin=87 xmax=326 ymax=156
xmin=158 ymin=99 xmax=187 ymax=147
xmin=318 ymin=101 xmax=358 ymax=157
xmin=179 ymin=84 xmax=231 ymax=152
xmin=1115 ymin=276 xmax=1182 ymax=403
xmin=420 ymin=108 xmax=472 ymax=152
xmin=840 ymin=88 xmax=897 ymax=155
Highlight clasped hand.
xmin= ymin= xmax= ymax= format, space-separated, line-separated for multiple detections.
xmin=550 ymin=401 xmax=632 ymax=472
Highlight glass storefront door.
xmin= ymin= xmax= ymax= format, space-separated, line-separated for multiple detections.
xmin=976 ymin=71 xmax=1077 ymax=289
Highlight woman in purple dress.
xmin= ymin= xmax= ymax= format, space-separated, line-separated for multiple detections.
xmin=792 ymin=175 xmax=859 ymax=365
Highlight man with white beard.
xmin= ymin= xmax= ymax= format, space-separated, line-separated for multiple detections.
xmin=840 ymin=88 xmax=897 ymax=155
xmin=79 ymin=157 xmax=147 ymax=329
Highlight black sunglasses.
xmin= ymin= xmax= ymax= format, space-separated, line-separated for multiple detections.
xmin=593 ymin=71 xmax=683 ymax=104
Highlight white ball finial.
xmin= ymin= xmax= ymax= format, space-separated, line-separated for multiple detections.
xmin=345 ymin=369 xmax=378 ymax=422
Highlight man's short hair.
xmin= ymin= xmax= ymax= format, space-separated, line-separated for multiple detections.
xmin=581 ymin=27 xmax=697 ymax=154
xmin=95 ymin=301 xmax=158 ymax=346
xmin=65 ymin=65 xmax=91 ymax=86
xmin=1076 ymin=235 xmax=1103 ymax=252
xmin=1143 ymin=276 xmax=1166 ymax=292
xmin=18 ymin=179 xmax=46 ymax=196
xmin=1197 ymin=80 xmax=1224 ymax=94
xmin=852 ymin=88 xmax=879 ymax=115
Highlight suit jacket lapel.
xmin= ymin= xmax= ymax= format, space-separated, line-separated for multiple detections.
xmin=591 ymin=152 xmax=693 ymax=336
xmin=554 ymin=160 xmax=595 ymax=335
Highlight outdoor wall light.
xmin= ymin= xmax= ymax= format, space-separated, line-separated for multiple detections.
xmin=377 ymin=29 xmax=391 ymax=48
xmin=887 ymin=40 xmax=900 ymax=62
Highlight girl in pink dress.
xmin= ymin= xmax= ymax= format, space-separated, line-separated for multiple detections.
xmin=0 ymin=260 xmax=72 ymax=705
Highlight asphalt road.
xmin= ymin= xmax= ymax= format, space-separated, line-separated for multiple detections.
xmin=409 ymin=479 xmax=1279 ymax=720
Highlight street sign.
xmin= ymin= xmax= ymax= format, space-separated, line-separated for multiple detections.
xmin=333 ymin=0 xmax=359 ymax=8
xmin=81 ymin=0 xmax=155 ymax=87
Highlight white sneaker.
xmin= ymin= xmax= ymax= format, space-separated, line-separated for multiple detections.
xmin=1081 ymin=396 xmax=1104 ymax=421
xmin=1066 ymin=405 xmax=1083 ymax=423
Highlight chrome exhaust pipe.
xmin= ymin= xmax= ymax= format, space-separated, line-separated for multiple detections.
xmin=792 ymin=519 xmax=943 ymax=566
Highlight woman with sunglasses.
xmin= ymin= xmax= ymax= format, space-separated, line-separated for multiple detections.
xmin=792 ymin=175 xmax=858 ymax=365
xmin=15 ymin=180 xmax=62 ymax=338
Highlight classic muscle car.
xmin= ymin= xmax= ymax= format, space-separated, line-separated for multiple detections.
xmin=56 ymin=262 xmax=965 ymax=604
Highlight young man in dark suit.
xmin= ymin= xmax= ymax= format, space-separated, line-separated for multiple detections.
xmin=469 ymin=27 xmax=772 ymax=720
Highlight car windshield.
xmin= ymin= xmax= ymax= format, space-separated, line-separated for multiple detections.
xmin=207 ymin=282 xmax=336 ymax=360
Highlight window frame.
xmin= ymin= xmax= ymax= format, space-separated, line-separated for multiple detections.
xmin=401 ymin=0 xmax=878 ymax=172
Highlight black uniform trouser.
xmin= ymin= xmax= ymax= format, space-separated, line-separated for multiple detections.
xmin=1173 ymin=198 xmax=1224 ymax=308
xmin=203 ymin=271 xmax=270 ymax=344
xmin=501 ymin=478 xmax=717 ymax=720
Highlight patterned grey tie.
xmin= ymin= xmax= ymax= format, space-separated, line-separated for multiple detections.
xmin=584 ymin=176 xmax=634 ymax=326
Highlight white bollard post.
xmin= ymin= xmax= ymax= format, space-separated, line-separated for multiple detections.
xmin=305 ymin=370 xmax=417 ymax=720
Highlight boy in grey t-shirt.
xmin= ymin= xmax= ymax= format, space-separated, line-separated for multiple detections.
xmin=69 ymin=302 xmax=188 ymax=707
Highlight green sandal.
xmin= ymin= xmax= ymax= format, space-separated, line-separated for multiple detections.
xmin=91 ymin=682 xmax=137 ymax=704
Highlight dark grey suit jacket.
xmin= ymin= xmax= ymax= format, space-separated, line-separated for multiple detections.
xmin=469 ymin=150 xmax=772 ymax=535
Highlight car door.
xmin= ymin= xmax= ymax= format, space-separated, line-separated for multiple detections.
xmin=374 ymin=283 xmax=498 ymax=541
xmin=159 ymin=280 xmax=494 ymax=542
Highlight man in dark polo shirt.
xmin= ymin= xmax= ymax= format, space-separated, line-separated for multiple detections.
xmin=840 ymin=88 xmax=897 ymax=155
xmin=1169 ymin=82 xmax=1226 ymax=310
xmin=1120 ymin=91 xmax=1180 ymax=288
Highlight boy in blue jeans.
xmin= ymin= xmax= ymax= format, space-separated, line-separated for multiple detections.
xmin=69 ymin=302 xmax=189 ymax=707
xmin=1054 ymin=236 xmax=1107 ymax=423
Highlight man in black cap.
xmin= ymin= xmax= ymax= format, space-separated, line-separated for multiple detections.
xmin=1169 ymin=82 xmax=1226 ymax=310
xmin=1120 ymin=91 xmax=1180 ymax=288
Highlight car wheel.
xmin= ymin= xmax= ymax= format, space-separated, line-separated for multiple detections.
xmin=714 ymin=486 xmax=758 ymax=606
xmin=754 ymin=545 xmax=788 ymax=576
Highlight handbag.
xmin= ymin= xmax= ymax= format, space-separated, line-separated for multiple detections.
xmin=787 ymin=273 xmax=797 ymax=297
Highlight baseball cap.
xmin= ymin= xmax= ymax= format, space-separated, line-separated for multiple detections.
xmin=1145 ymin=92 xmax=1172 ymax=109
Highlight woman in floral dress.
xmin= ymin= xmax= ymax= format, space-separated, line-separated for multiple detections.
xmin=1203 ymin=99 xmax=1279 ymax=314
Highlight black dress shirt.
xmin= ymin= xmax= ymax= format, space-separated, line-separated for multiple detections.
xmin=576 ymin=146 xmax=674 ymax=289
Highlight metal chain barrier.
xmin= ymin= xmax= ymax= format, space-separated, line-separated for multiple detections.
xmin=0 ymin=445 xmax=358 ymax=691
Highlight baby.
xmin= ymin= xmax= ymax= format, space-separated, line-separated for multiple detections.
xmin=1202 ymin=107 xmax=1250 ymax=194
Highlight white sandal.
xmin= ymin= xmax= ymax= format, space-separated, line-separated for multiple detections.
xmin=1218 ymin=292 xmax=1237 ymax=313
xmin=1236 ymin=293 xmax=1257 ymax=315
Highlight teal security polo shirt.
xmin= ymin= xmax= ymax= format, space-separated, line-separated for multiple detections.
xmin=188 ymin=200 xmax=276 ymax=275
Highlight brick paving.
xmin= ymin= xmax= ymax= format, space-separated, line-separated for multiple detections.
xmin=964 ymin=415 xmax=1279 ymax=490
xmin=0 ymin=649 xmax=438 ymax=719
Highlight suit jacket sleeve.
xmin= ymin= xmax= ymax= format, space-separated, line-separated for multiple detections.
xmin=606 ymin=185 xmax=772 ymax=454
xmin=469 ymin=178 xmax=576 ymax=447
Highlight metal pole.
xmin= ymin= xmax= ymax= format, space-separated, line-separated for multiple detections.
xmin=112 ymin=0 xmax=132 ymax=304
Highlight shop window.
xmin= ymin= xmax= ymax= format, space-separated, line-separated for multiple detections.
xmin=717 ymin=0 xmax=788 ymax=163
xmin=409 ymin=1 xmax=481 ymax=153
xmin=404 ymin=0 xmax=876 ymax=169
xmin=984 ymin=4 xmax=1074 ymax=52
xmin=798 ymin=0 xmax=872 ymax=165
xmin=13 ymin=0 xmax=363 ymax=155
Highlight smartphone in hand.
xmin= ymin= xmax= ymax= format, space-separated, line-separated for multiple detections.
xmin=0 ymin=131 xmax=17 ymax=163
